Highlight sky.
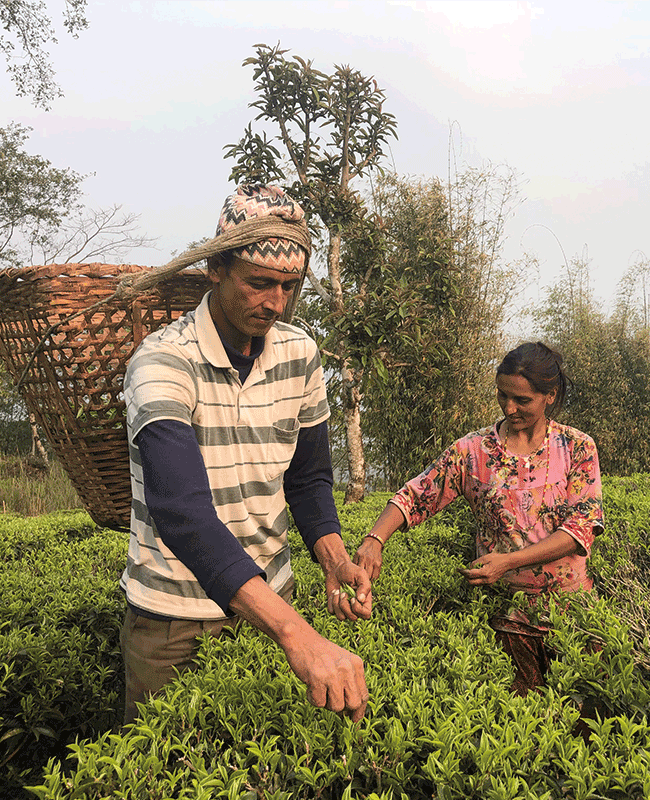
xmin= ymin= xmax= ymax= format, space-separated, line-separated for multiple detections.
xmin=3 ymin=0 xmax=649 ymax=326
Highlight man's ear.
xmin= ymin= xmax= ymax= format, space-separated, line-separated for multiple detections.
xmin=207 ymin=265 xmax=223 ymax=287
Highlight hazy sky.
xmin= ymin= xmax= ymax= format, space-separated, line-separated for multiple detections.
xmin=3 ymin=1 xmax=649 ymax=319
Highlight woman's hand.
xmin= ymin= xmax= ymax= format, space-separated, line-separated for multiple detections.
xmin=459 ymin=552 xmax=512 ymax=585
xmin=353 ymin=537 xmax=383 ymax=582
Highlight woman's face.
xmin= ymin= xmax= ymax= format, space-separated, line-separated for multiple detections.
xmin=496 ymin=373 xmax=556 ymax=433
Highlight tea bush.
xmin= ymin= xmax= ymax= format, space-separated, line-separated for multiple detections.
xmin=0 ymin=512 xmax=127 ymax=797
xmin=2 ymin=478 xmax=650 ymax=799
xmin=591 ymin=474 xmax=650 ymax=675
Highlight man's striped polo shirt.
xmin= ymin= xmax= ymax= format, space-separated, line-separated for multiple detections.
xmin=120 ymin=292 xmax=330 ymax=620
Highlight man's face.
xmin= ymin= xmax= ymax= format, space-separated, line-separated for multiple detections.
xmin=208 ymin=256 xmax=302 ymax=351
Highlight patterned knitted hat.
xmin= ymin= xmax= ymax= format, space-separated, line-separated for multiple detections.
xmin=215 ymin=184 xmax=308 ymax=273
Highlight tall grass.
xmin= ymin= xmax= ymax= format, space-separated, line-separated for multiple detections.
xmin=0 ymin=455 xmax=82 ymax=516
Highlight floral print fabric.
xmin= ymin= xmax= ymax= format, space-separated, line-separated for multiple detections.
xmin=390 ymin=420 xmax=604 ymax=598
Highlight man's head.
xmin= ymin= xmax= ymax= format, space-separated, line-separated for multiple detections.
xmin=207 ymin=184 xmax=309 ymax=276
xmin=207 ymin=184 xmax=309 ymax=352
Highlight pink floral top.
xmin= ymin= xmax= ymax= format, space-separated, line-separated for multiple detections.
xmin=391 ymin=420 xmax=604 ymax=602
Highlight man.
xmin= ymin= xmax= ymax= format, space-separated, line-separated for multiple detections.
xmin=120 ymin=184 xmax=371 ymax=725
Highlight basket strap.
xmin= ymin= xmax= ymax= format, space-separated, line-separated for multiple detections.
xmin=16 ymin=217 xmax=312 ymax=390
xmin=114 ymin=217 xmax=312 ymax=300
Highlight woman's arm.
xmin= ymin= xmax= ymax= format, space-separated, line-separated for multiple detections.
xmin=353 ymin=441 xmax=466 ymax=581
xmin=555 ymin=433 xmax=604 ymax=554
xmin=353 ymin=502 xmax=406 ymax=581
xmin=460 ymin=529 xmax=578 ymax=585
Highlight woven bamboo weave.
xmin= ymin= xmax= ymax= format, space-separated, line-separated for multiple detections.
xmin=0 ymin=263 xmax=209 ymax=530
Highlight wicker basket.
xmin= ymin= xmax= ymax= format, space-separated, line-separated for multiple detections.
xmin=0 ymin=263 xmax=209 ymax=530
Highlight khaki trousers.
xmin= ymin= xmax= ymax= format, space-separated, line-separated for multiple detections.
xmin=120 ymin=580 xmax=293 ymax=725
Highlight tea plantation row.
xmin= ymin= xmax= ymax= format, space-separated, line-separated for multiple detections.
xmin=2 ymin=477 xmax=650 ymax=799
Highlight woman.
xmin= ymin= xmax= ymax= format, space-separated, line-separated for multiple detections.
xmin=354 ymin=341 xmax=604 ymax=695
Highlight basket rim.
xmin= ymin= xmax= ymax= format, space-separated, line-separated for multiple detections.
xmin=0 ymin=262 xmax=208 ymax=281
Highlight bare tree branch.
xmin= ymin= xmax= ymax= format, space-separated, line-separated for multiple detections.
xmin=33 ymin=204 xmax=158 ymax=265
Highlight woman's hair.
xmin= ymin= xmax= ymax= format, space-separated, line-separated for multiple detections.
xmin=496 ymin=341 xmax=570 ymax=417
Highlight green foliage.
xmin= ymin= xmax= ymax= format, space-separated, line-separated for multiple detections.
xmin=616 ymin=255 xmax=650 ymax=332
xmin=0 ymin=122 xmax=84 ymax=267
xmin=1 ymin=479 xmax=647 ymax=799
xmin=0 ymin=0 xmax=88 ymax=109
xmin=0 ymin=454 xmax=82 ymax=514
xmin=534 ymin=258 xmax=650 ymax=475
xmin=358 ymin=169 xmax=527 ymax=487
xmin=0 ymin=512 xmax=127 ymax=796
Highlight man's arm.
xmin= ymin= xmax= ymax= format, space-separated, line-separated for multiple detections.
xmin=229 ymin=575 xmax=368 ymax=721
xmin=284 ymin=421 xmax=372 ymax=621
xmin=138 ymin=418 xmax=369 ymax=718
xmin=136 ymin=419 xmax=264 ymax=613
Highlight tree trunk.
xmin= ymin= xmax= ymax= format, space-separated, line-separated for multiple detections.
xmin=342 ymin=362 xmax=365 ymax=503
xmin=29 ymin=413 xmax=49 ymax=466
xmin=327 ymin=230 xmax=366 ymax=502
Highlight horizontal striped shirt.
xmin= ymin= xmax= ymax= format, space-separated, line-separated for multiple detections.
xmin=120 ymin=292 xmax=330 ymax=619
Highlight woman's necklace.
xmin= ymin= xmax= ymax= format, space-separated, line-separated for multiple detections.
xmin=502 ymin=420 xmax=551 ymax=531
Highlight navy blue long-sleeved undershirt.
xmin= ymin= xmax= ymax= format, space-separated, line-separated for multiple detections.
xmin=133 ymin=332 xmax=340 ymax=618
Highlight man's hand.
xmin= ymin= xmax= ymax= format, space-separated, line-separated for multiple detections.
xmin=313 ymin=533 xmax=372 ymax=621
xmin=326 ymin=560 xmax=372 ymax=622
xmin=229 ymin=576 xmax=368 ymax=721
xmin=281 ymin=624 xmax=368 ymax=722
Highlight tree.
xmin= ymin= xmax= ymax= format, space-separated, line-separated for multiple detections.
xmin=359 ymin=167 xmax=526 ymax=487
xmin=1 ymin=0 xmax=88 ymax=109
xmin=0 ymin=122 xmax=83 ymax=267
xmin=32 ymin=203 xmax=158 ymax=265
xmin=225 ymin=43 xmax=398 ymax=502
xmin=1 ymin=124 xmax=156 ymax=267
xmin=534 ymin=257 xmax=650 ymax=475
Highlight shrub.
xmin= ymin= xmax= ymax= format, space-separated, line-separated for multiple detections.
xmin=3 ymin=479 xmax=650 ymax=799
xmin=0 ymin=512 xmax=127 ymax=797
xmin=0 ymin=456 xmax=82 ymax=516
xmin=591 ymin=475 xmax=650 ymax=675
